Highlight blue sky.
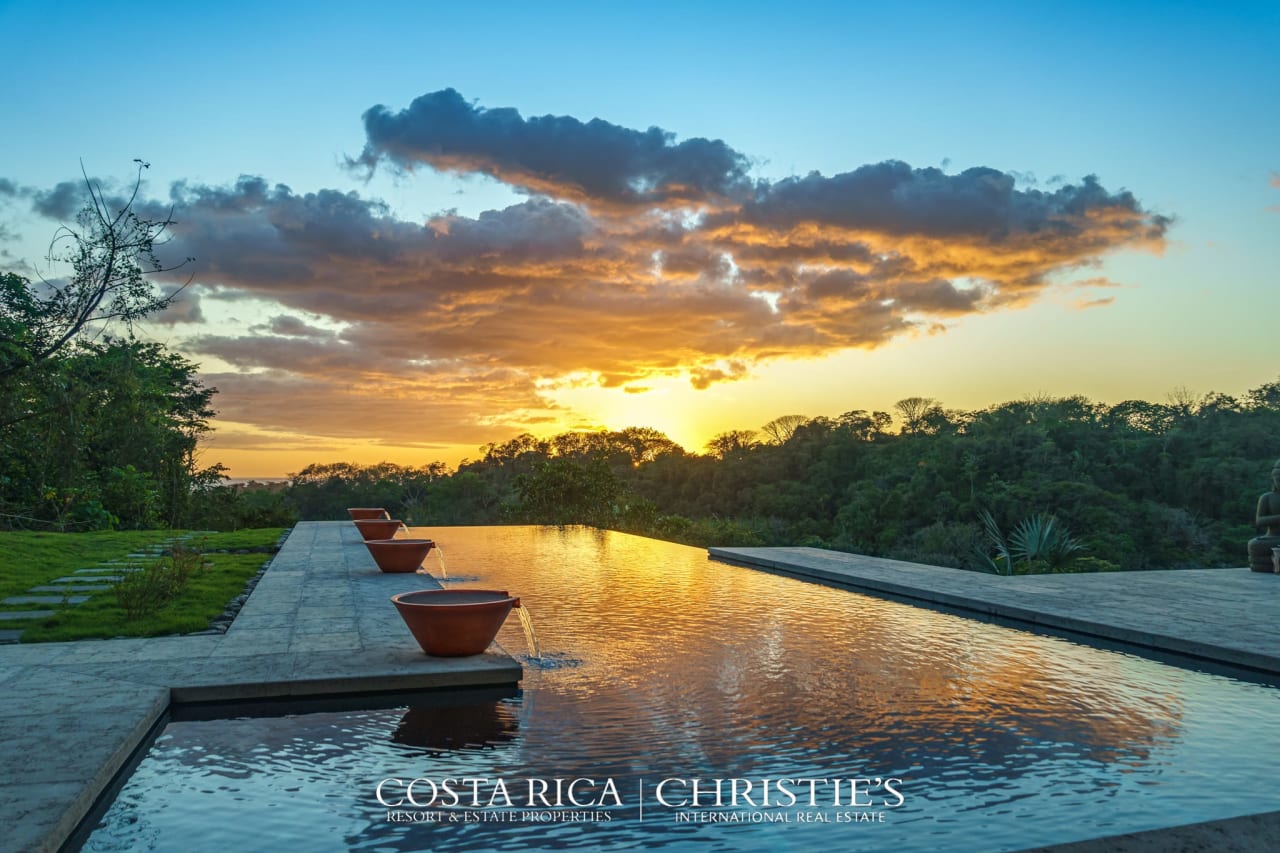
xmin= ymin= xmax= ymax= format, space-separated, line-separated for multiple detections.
xmin=2 ymin=0 xmax=1277 ymax=475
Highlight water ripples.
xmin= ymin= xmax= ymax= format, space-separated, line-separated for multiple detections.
xmin=82 ymin=526 xmax=1280 ymax=852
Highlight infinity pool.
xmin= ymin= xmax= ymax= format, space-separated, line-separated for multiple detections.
xmin=81 ymin=526 xmax=1280 ymax=851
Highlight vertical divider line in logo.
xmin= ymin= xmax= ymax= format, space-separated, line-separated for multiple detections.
xmin=638 ymin=778 xmax=644 ymax=822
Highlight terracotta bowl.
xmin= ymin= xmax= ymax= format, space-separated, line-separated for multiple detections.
xmin=365 ymin=538 xmax=435 ymax=573
xmin=354 ymin=518 xmax=404 ymax=540
xmin=348 ymin=507 xmax=390 ymax=520
xmin=391 ymin=589 xmax=518 ymax=657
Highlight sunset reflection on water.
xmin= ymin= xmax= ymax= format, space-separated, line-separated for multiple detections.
xmin=83 ymin=526 xmax=1280 ymax=853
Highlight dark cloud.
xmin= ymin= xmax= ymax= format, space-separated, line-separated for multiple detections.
xmin=894 ymin=279 xmax=989 ymax=314
xmin=32 ymin=180 xmax=89 ymax=219
xmin=355 ymin=88 xmax=752 ymax=208
xmin=187 ymin=334 xmax=379 ymax=375
xmin=169 ymin=175 xmax=274 ymax=212
xmin=151 ymin=285 xmax=205 ymax=325
xmin=717 ymin=162 xmax=1171 ymax=245
xmin=804 ymin=269 xmax=873 ymax=301
xmin=151 ymin=179 xmax=421 ymax=290
xmin=265 ymin=315 xmax=334 ymax=338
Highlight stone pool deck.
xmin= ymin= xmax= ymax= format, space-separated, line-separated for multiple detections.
xmin=0 ymin=521 xmax=521 ymax=853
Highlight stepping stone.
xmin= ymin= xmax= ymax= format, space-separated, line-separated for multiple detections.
xmin=2 ymin=595 xmax=89 ymax=605
xmin=76 ymin=567 xmax=125 ymax=573
xmin=0 ymin=629 xmax=24 ymax=643
xmin=30 ymin=585 xmax=110 ymax=593
xmin=0 ymin=610 xmax=54 ymax=621
xmin=55 ymin=575 xmax=122 ymax=583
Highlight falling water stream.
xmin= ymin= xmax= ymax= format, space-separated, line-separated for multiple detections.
xmin=514 ymin=602 xmax=541 ymax=659
xmin=434 ymin=543 xmax=448 ymax=580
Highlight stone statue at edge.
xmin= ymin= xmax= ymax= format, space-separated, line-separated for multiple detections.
xmin=1248 ymin=460 xmax=1280 ymax=572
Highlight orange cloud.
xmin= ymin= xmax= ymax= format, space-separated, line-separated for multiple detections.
xmin=18 ymin=91 xmax=1171 ymax=465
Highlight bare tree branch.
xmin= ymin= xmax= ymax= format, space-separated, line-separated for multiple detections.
xmin=0 ymin=161 xmax=194 ymax=378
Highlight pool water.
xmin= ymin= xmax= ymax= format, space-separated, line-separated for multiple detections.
xmin=82 ymin=526 xmax=1280 ymax=851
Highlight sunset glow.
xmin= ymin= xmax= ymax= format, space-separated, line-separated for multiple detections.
xmin=2 ymin=1 xmax=1276 ymax=477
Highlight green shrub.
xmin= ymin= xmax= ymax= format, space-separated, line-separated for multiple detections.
xmin=1057 ymin=555 xmax=1121 ymax=573
xmin=113 ymin=544 xmax=209 ymax=619
xmin=977 ymin=509 xmax=1087 ymax=575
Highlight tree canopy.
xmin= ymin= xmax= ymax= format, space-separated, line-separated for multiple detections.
xmin=0 ymin=164 xmax=212 ymax=530
xmin=266 ymin=383 xmax=1280 ymax=571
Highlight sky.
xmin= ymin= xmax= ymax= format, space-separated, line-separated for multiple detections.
xmin=1 ymin=0 xmax=1277 ymax=478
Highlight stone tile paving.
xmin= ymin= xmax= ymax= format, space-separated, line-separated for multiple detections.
xmin=0 ymin=521 xmax=521 ymax=852
xmin=0 ymin=664 xmax=169 ymax=853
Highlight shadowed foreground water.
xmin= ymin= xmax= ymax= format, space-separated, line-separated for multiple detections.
xmin=82 ymin=526 xmax=1280 ymax=852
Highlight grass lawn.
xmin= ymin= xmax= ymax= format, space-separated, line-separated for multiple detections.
xmin=1 ymin=528 xmax=287 ymax=642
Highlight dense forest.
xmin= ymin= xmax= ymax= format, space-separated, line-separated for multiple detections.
xmin=217 ymin=386 xmax=1279 ymax=572
xmin=0 ymin=166 xmax=223 ymax=532
xmin=3 ymin=168 xmax=1276 ymax=573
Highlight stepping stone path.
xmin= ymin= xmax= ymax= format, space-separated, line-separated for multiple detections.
xmin=0 ymin=533 xmax=201 ymax=644
xmin=4 ymin=595 xmax=90 ymax=605
xmin=0 ymin=610 xmax=55 ymax=621
xmin=31 ymin=585 xmax=114 ymax=593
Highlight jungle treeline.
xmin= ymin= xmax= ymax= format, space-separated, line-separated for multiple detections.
xmin=231 ymin=384 xmax=1280 ymax=572
xmin=1 ymin=166 xmax=222 ymax=532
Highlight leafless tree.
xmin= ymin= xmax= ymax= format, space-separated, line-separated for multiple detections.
xmin=759 ymin=414 xmax=808 ymax=444
xmin=894 ymin=396 xmax=943 ymax=434
xmin=0 ymin=160 xmax=192 ymax=378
